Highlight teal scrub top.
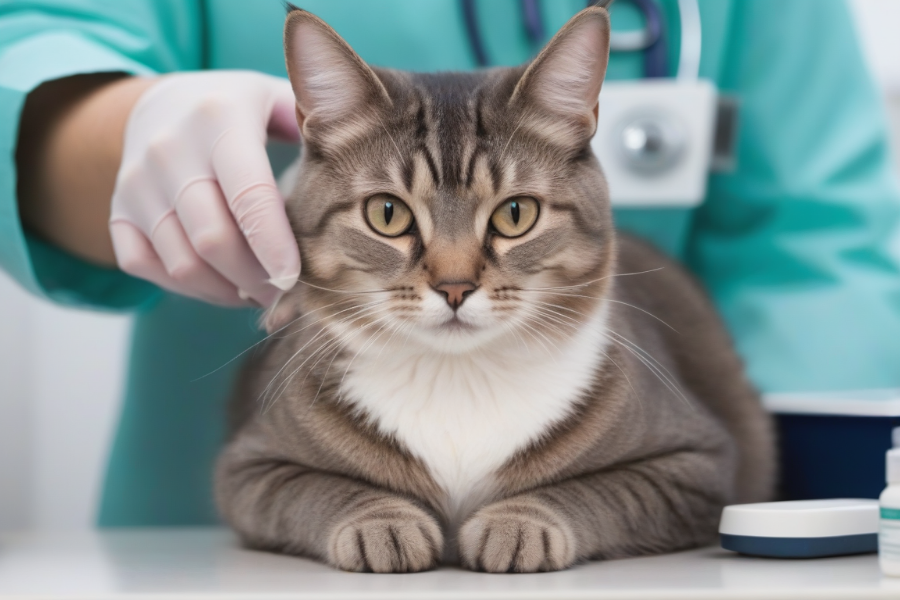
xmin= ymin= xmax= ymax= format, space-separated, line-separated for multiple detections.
xmin=2 ymin=0 xmax=900 ymax=526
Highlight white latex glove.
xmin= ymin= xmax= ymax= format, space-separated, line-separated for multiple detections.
xmin=110 ymin=70 xmax=301 ymax=307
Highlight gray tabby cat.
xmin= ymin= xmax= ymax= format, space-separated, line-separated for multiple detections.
xmin=215 ymin=6 xmax=776 ymax=573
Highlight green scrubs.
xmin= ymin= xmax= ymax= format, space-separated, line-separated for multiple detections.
xmin=1 ymin=0 xmax=899 ymax=526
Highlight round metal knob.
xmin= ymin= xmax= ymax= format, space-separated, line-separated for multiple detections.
xmin=616 ymin=114 xmax=686 ymax=174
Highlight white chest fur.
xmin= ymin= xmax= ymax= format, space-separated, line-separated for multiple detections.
xmin=340 ymin=305 xmax=610 ymax=523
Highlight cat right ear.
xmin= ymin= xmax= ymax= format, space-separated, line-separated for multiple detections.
xmin=284 ymin=8 xmax=391 ymax=142
xmin=510 ymin=7 xmax=611 ymax=147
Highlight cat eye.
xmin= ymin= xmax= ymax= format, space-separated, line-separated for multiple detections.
xmin=490 ymin=197 xmax=539 ymax=238
xmin=365 ymin=194 xmax=414 ymax=237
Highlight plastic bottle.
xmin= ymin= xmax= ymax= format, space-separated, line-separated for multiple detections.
xmin=880 ymin=433 xmax=900 ymax=576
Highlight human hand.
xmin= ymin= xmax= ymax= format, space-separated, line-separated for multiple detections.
xmin=110 ymin=70 xmax=301 ymax=307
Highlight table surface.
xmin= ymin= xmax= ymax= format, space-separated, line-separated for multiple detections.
xmin=1 ymin=528 xmax=898 ymax=600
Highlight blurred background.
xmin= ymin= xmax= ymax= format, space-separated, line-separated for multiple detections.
xmin=1 ymin=0 xmax=899 ymax=533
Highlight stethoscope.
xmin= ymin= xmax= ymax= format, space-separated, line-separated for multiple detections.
xmin=461 ymin=0 xmax=727 ymax=205
xmin=460 ymin=0 xmax=701 ymax=80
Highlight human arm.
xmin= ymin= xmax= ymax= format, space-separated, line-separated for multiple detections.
xmin=4 ymin=1 xmax=301 ymax=309
xmin=16 ymin=74 xmax=154 ymax=267
xmin=0 ymin=0 xmax=200 ymax=308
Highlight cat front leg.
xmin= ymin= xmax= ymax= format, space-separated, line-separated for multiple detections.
xmin=216 ymin=451 xmax=443 ymax=572
xmin=458 ymin=495 xmax=577 ymax=572
xmin=458 ymin=450 xmax=729 ymax=572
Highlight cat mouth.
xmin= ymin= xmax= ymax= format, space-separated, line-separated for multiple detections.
xmin=437 ymin=316 xmax=477 ymax=332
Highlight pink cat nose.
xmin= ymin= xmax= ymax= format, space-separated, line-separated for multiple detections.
xmin=433 ymin=281 xmax=477 ymax=310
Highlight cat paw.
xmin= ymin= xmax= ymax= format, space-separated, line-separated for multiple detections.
xmin=328 ymin=498 xmax=443 ymax=573
xmin=458 ymin=499 xmax=576 ymax=572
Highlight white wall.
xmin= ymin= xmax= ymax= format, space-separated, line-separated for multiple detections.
xmin=0 ymin=1 xmax=899 ymax=533
xmin=0 ymin=273 xmax=129 ymax=531
xmin=852 ymin=0 xmax=900 ymax=174
xmin=852 ymin=0 xmax=900 ymax=95
xmin=0 ymin=272 xmax=33 ymax=531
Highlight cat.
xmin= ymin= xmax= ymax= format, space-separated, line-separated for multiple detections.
xmin=214 ymin=5 xmax=776 ymax=573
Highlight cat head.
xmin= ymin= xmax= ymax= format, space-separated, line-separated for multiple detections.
xmin=269 ymin=6 xmax=614 ymax=354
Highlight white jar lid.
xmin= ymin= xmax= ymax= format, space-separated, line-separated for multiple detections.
xmin=719 ymin=499 xmax=879 ymax=538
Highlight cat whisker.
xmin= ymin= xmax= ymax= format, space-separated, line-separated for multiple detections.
xmin=273 ymin=333 xmax=351 ymax=414
xmin=516 ymin=267 xmax=664 ymax=293
xmin=375 ymin=313 xmax=413 ymax=361
xmin=597 ymin=346 xmax=643 ymax=414
xmin=262 ymin=299 xmax=385 ymax=389
xmin=497 ymin=112 xmax=528 ymax=165
xmin=268 ymin=296 xmax=367 ymax=340
xmin=336 ymin=316 xmax=417 ymax=406
xmin=296 ymin=338 xmax=347 ymax=410
xmin=528 ymin=299 xmax=587 ymax=317
xmin=516 ymin=311 xmax=564 ymax=355
xmin=331 ymin=316 xmax=398 ymax=409
xmin=525 ymin=290 xmax=677 ymax=332
xmin=246 ymin=296 xmax=387 ymax=398
xmin=260 ymin=324 xmax=334 ymax=410
xmin=264 ymin=306 xmax=399 ymax=414
xmin=262 ymin=326 xmax=346 ymax=413
xmin=259 ymin=302 xmax=392 ymax=411
xmin=517 ymin=325 xmax=552 ymax=355
xmin=525 ymin=304 xmax=582 ymax=328
xmin=374 ymin=112 xmax=406 ymax=166
xmin=603 ymin=329 xmax=694 ymax=411
xmin=519 ymin=301 xmax=679 ymax=413
xmin=605 ymin=300 xmax=677 ymax=332
xmin=522 ymin=309 xmax=580 ymax=340
xmin=294 ymin=279 xmax=390 ymax=295
xmin=304 ymin=315 xmax=383 ymax=410
xmin=189 ymin=296 xmax=365 ymax=382
xmin=500 ymin=319 xmax=529 ymax=354
xmin=611 ymin=339 xmax=687 ymax=410
xmin=505 ymin=314 xmax=548 ymax=353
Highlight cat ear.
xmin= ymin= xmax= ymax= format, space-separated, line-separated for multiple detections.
xmin=284 ymin=8 xmax=391 ymax=140
xmin=511 ymin=7 xmax=611 ymax=143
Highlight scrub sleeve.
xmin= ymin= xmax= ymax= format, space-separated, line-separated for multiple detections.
xmin=689 ymin=0 xmax=900 ymax=393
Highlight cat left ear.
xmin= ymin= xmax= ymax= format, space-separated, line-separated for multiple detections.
xmin=511 ymin=7 xmax=610 ymax=143
xmin=283 ymin=8 xmax=391 ymax=141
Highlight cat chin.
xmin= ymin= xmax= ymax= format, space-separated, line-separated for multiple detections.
xmin=403 ymin=324 xmax=509 ymax=355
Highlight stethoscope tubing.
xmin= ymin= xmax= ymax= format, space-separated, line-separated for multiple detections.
xmin=460 ymin=0 xmax=683 ymax=79
xmin=620 ymin=0 xmax=667 ymax=78
xmin=460 ymin=0 xmax=490 ymax=68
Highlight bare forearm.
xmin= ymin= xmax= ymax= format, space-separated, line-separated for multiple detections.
xmin=15 ymin=74 xmax=154 ymax=266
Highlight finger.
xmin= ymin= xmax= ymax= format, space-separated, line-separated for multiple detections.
xmin=267 ymin=79 xmax=301 ymax=142
xmin=211 ymin=127 xmax=301 ymax=291
xmin=110 ymin=220 xmax=213 ymax=301
xmin=150 ymin=212 xmax=248 ymax=307
xmin=176 ymin=178 xmax=279 ymax=307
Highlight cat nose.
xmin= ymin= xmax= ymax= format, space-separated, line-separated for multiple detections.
xmin=433 ymin=281 xmax=477 ymax=310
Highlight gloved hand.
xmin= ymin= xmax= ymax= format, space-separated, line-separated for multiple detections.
xmin=110 ymin=70 xmax=301 ymax=307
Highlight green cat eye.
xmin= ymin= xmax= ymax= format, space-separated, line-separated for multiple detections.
xmin=365 ymin=194 xmax=414 ymax=237
xmin=490 ymin=197 xmax=539 ymax=238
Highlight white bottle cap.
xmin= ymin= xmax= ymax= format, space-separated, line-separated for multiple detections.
xmin=887 ymin=448 xmax=900 ymax=484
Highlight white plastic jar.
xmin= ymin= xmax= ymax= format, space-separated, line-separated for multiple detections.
xmin=879 ymin=447 xmax=900 ymax=576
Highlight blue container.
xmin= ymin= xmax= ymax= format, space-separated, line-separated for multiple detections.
xmin=765 ymin=390 xmax=900 ymax=500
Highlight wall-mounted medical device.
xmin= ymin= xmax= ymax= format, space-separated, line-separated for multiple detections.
xmin=593 ymin=79 xmax=736 ymax=208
